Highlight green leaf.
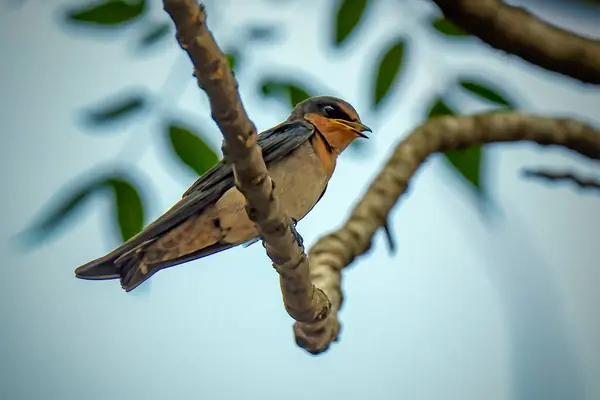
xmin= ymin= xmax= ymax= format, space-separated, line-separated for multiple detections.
xmin=168 ymin=125 xmax=220 ymax=177
xmin=18 ymin=174 xmax=147 ymax=247
xmin=426 ymin=98 xmax=483 ymax=195
xmin=261 ymin=80 xmax=313 ymax=109
xmin=225 ymin=53 xmax=237 ymax=70
xmin=66 ymin=0 xmax=146 ymax=26
xmin=431 ymin=17 xmax=468 ymax=37
xmin=373 ymin=39 xmax=405 ymax=108
xmin=105 ymin=178 xmax=144 ymax=242
xmin=289 ymin=85 xmax=312 ymax=107
xmin=443 ymin=146 xmax=483 ymax=192
xmin=138 ymin=21 xmax=171 ymax=48
xmin=22 ymin=183 xmax=98 ymax=241
xmin=83 ymin=94 xmax=147 ymax=127
xmin=334 ymin=0 xmax=369 ymax=46
xmin=427 ymin=98 xmax=455 ymax=119
xmin=459 ymin=80 xmax=513 ymax=107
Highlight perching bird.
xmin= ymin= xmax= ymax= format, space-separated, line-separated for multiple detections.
xmin=75 ymin=96 xmax=371 ymax=292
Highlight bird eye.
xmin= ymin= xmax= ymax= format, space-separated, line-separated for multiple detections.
xmin=322 ymin=104 xmax=352 ymax=121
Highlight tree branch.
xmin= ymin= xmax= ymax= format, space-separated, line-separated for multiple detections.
xmin=162 ymin=1 xmax=331 ymax=327
xmin=523 ymin=168 xmax=600 ymax=192
xmin=300 ymin=112 xmax=600 ymax=353
xmin=432 ymin=0 xmax=600 ymax=84
xmin=161 ymin=0 xmax=600 ymax=356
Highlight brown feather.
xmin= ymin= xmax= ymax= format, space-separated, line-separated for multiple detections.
xmin=74 ymin=96 xmax=368 ymax=292
xmin=117 ymin=140 xmax=332 ymax=291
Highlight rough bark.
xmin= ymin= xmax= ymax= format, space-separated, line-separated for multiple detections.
xmin=297 ymin=113 xmax=600 ymax=353
xmin=433 ymin=0 xmax=600 ymax=84
xmin=162 ymin=0 xmax=331 ymax=325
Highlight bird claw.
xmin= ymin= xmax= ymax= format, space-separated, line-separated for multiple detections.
xmin=290 ymin=218 xmax=304 ymax=249
xmin=259 ymin=218 xmax=304 ymax=250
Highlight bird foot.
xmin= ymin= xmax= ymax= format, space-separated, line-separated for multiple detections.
xmin=260 ymin=218 xmax=304 ymax=250
xmin=290 ymin=218 xmax=304 ymax=249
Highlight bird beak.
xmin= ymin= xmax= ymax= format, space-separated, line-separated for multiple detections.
xmin=336 ymin=120 xmax=372 ymax=138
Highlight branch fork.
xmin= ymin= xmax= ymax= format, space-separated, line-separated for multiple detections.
xmin=163 ymin=0 xmax=600 ymax=354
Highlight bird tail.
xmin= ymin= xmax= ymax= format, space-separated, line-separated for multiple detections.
xmin=74 ymin=254 xmax=121 ymax=280
xmin=73 ymin=240 xmax=157 ymax=283
xmin=118 ymin=241 xmax=240 ymax=292
xmin=74 ymin=240 xmax=164 ymax=291
xmin=75 ymin=241 xmax=243 ymax=292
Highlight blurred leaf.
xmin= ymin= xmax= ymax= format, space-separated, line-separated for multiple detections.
xmin=431 ymin=17 xmax=468 ymax=37
xmin=245 ymin=25 xmax=278 ymax=41
xmin=426 ymin=98 xmax=483 ymax=195
xmin=427 ymin=98 xmax=455 ymax=118
xmin=19 ymin=174 xmax=147 ymax=246
xmin=373 ymin=39 xmax=405 ymax=108
xmin=444 ymin=147 xmax=483 ymax=192
xmin=225 ymin=53 xmax=237 ymax=70
xmin=105 ymin=178 xmax=144 ymax=242
xmin=23 ymin=183 xmax=99 ymax=241
xmin=66 ymin=0 xmax=146 ymax=26
xmin=168 ymin=125 xmax=219 ymax=177
xmin=84 ymin=94 xmax=147 ymax=127
xmin=459 ymin=80 xmax=513 ymax=107
xmin=138 ymin=21 xmax=171 ymax=48
xmin=289 ymin=85 xmax=312 ymax=106
xmin=261 ymin=80 xmax=313 ymax=108
xmin=334 ymin=0 xmax=368 ymax=46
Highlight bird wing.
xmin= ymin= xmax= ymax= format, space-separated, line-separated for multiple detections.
xmin=103 ymin=119 xmax=316 ymax=259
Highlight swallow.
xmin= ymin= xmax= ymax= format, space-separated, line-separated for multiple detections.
xmin=75 ymin=96 xmax=371 ymax=292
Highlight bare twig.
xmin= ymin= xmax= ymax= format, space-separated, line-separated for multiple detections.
xmin=300 ymin=112 xmax=600 ymax=353
xmin=523 ymin=168 xmax=600 ymax=192
xmin=162 ymin=1 xmax=331 ymax=328
xmin=432 ymin=0 xmax=600 ymax=84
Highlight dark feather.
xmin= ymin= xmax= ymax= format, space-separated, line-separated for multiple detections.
xmin=117 ymin=241 xmax=236 ymax=292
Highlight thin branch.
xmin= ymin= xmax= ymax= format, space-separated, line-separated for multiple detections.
xmin=162 ymin=1 xmax=331 ymax=325
xmin=432 ymin=0 xmax=600 ymax=84
xmin=300 ymin=112 xmax=600 ymax=353
xmin=523 ymin=168 xmax=600 ymax=192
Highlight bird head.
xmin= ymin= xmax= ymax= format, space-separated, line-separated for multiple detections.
xmin=288 ymin=96 xmax=371 ymax=153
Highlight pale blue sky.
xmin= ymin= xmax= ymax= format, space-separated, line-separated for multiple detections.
xmin=1 ymin=0 xmax=599 ymax=399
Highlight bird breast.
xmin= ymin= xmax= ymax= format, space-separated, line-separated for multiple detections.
xmin=215 ymin=140 xmax=330 ymax=243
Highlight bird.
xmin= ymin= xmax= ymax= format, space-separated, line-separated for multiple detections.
xmin=74 ymin=96 xmax=371 ymax=292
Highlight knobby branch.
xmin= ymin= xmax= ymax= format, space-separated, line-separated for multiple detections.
xmin=432 ymin=0 xmax=600 ymax=84
xmin=303 ymin=113 xmax=600 ymax=352
xmin=162 ymin=0 xmax=600 ymax=355
xmin=162 ymin=0 xmax=334 ymax=354
xmin=298 ymin=0 xmax=600 ymax=353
